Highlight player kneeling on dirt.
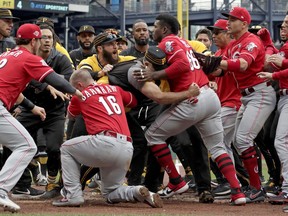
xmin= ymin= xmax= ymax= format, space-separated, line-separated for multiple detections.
xmin=52 ymin=69 xmax=165 ymax=208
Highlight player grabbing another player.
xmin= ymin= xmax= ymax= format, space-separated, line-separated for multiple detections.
xmin=0 ymin=23 xmax=82 ymax=212
xmin=132 ymin=14 xmax=246 ymax=206
xmin=52 ymin=69 xmax=163 ymax=208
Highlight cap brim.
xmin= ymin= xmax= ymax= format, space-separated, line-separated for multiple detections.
xmin=207 ymin=26 xmax=223 ymax=31
xmin=77 ymin=31 xmax=96 ymax=35
xmin=0 ymin=16 xmax=20 ymax=20
xmin=221 ymin=12 xmax=240 ymax=21
xmin=102 ymin=37 xmax=121 ymax=45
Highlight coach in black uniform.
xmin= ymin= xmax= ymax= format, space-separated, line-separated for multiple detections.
xmin=69 ymin=25 xmax=96 ymax=69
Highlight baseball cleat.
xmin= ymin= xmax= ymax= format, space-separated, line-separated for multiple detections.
xmin=230 ymin=188 xmax=246 ymax=206
xmin=283 ymin=205 xmax=288 ymax=213
xmin=269 ymin=192 xmax=288 ymax=205
xmin=52 ymin=196 xmax=84 ymax=207
xmin=199 ymin=190 xmax=214 ymax=203
xmin=0 ymin=194 xmax=20 ymax=213
xmin=157 ymin=181 xmax=189 ymax=198
xmin=244 ymin=187 xmax=266 ymax=203
xmin=138 ymin=186 xmax=163 ymax=208
xmin=11 ymin=186 xmax=45 ymax=200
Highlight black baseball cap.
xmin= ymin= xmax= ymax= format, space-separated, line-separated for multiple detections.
xmin=36 ymin=17 xmax=54 ymax=28
xmin=93 ymin=32 xmax=121 ymax=47
xmin=248 ymin=25 xmax=263 ymax=34
xmin=118 ymin=36 xmax=128 ymax=45
xmin=145 ymin=46 xmax=166 ymax=66
xmin=78 ymin=25 xmax=95 ymax=35
xmin=0 ymin=8 xmax=19 ymax=20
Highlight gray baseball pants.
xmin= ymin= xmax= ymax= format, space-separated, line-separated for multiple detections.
xmin=60 ymin=132 xmax=144 ymax=203
xmin=0 ymin=101 xmax=37 ymax=193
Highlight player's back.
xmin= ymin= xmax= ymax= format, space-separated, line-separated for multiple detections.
xmin=70 ymin=84 xmax=134 ymax=137
xmin=159 ymin=35 xmax=208 ymax=92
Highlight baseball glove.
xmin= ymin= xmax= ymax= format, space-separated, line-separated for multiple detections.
xmin=193 ymin=52 xmax=222 ymax=75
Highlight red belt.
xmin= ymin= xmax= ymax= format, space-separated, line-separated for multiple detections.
xmin=279 ymin=89 xmax=288 ymax=96
xmin=102 ymin=131 xmax=132 ymax=142
xmin=240 ymin=82 xmax=271 ymax=96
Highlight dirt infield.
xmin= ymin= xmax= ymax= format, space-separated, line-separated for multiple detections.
xmin=11 ymin=189 xmax=287 ymax=215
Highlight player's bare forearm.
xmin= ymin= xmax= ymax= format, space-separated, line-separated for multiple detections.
xmin=133 ymin=68 xmax=167 ymax=82
xmin=16 ymin=93 xmax=25 ymax=105
xmin=140 ymin=82 xmax=199 ymax=104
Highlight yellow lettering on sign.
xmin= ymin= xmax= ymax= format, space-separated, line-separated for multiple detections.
xmin=0 ymin=0 xmax=15 ymax=9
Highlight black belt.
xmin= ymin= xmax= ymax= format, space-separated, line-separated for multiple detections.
xmin=101 ymin=131 xmax=132 ymax=142
xmin=279 ymin=89 xmax=288 ymax=96
xmin=240 ymin=82 xmax=271 ymax=96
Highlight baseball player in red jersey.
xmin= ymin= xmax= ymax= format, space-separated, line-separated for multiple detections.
xmin=207 ymin=19 xmax=242 ymax=163
xmin=133 ymin=14 xmax=246 ymax=205
xmin=217 ymin=7 xmax=277 ymax=203
xmin=0 ymin=24 xmax=82 ymax=212
xmin=259 ymin=49 xmax=288 ymax=209
xmin=52 ymin=69 xmax=163 ymax=208
xmin=258 ymin=53 xmax=288 ymax=206
xmin=267 ymin=21 xmax=288 ymax=70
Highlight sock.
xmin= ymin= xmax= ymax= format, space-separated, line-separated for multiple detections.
xmin=215 ymin=153 xmax=240 ymax=189
xmin=241 ymin=146 xmax=261 ymax=190
xmin=47 ymin=175 xmax=57 ymax=184
xmin=150 ymin=144 xmax=181 ymax=182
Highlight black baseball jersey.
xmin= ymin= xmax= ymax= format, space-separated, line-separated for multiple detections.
xmin=69 ymin=47 xmax=96 ymax=69
xmin=22 ymin=48 xmax=73 ymax=114
xmin=0 ymin=37 xmax=16 ymax=54
xmin=120 ymin=46 xmax=146 ymax=59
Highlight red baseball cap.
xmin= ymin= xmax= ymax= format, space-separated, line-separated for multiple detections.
xmin=207 ymin=19 xmax=228 ymax=31
xmin=221 ymin=7 xmax=251 ymax=25
xmin=16 ymin=24 xmax=42 ymax=39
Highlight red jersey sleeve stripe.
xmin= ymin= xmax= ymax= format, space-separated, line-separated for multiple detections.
xmin=38 ymin=69 xmax=54 ymax=82
xmin=125 ymin=92 xmax=133 ymax=107
xmin=68 ymin=109 xmax=76 ymax=117
xmin=167 ymin=49 xmax=183 ymax=63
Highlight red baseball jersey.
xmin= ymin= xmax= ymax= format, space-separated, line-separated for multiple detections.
xmin=271 ymin=41 xmax=288 ymax=88
xmin=278 ymin=41 xmax=288 ymax=62
xmin=214 ymin=48 xmax=242 ymax=110
xmin=272 ymin=68 xmax=288 ymax=89
xmin=68 ymin=83 xmax=137 ymax=136
xmin=224 ymin=32 xmax=266 ymax=89
xmin=0 ymin=47 xmax=53 ymax=110
xmin=158 ymin=34 xmax=208 ymax=92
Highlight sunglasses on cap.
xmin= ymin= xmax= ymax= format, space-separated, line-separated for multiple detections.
xmin=101 ymin=33 xmax=120 ymax=44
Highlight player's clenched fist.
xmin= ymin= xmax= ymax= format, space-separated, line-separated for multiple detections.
xmin=31 ymin=106 xmax=46 ymax=121
xmin=188 ymin=83 xmax=200 ymax=97
xmin=102 ymin=64 xmax=113 ymax=74
xmin=267 ymin=54 xmax=284 ymax=68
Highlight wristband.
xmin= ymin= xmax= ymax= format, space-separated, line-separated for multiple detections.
xmin=227 ymin=59 xmax=241 ymax=72
xmin=19 ymin=97 xmax=35 ymax=110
